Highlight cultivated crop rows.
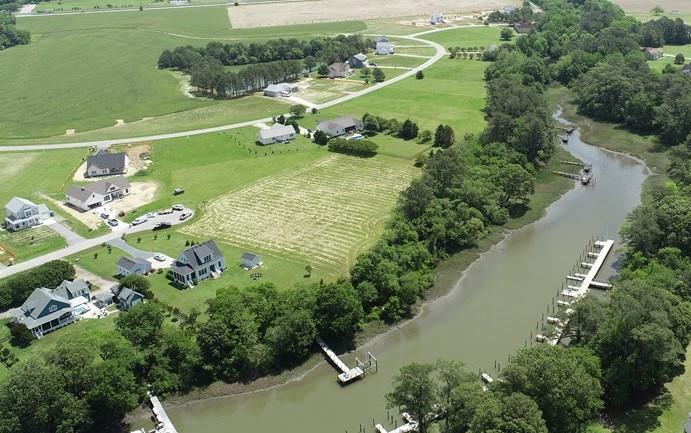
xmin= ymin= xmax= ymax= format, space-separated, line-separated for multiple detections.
xmin=181 ymin=154 xmax=418 ymax=272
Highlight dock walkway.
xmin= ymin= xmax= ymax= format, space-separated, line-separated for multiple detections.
xmin=316 ymin=337 xmax=364 ymax=384
xmin=561 ymin=240 xmax=614 ymax=299
xmin=149 ymin=393 xmax=179 ymax=433
xmin=375 ymin=413 xmax=418 ymax=433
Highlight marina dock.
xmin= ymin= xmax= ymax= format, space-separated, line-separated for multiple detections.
xmin=148 ymin=393 xmax=179 ymax=433
xmin=316 ymin=337 xmax=377 ymax=385
xmin=375 ymin=412 xmax=418 ymax=433
xmin=561 ymin=239 xmax=614 ymax=299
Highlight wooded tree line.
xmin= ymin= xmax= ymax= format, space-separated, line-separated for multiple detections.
xmin=0 ymin=11 xmax=30 ymax=50
xmin=0 ymin=260 xmax=74 ymax=310
xmin=158 ymin=35 xmax=367 ymax=98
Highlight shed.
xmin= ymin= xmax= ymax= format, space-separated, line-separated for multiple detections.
xmin=349 ymin=53 xmax=368 ymax=68
xmin=241 ymin=252 xmax=263 ymax=270
xmin=644 ymin=47 xmax=664 ymax=60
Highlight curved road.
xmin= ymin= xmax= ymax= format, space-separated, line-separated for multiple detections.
xmin=0 ymin=27 xmax=462 ymax=152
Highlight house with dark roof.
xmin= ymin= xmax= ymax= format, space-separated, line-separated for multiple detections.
xmin=4 ymin=197 xmax=52 ymax=231
xmin=241 ymin=252 xmax=262 ymax=270
xmin=316 ymin=116 xmax=364 ymax=137
xmin=86 ymin=150 xmax=130 ymax=178
xmin=328 ymin=62 xmax=352 ymax=78
xmin=66 ymin=176 xmax=130 ymax=211
xmin=9 ymin=279 xmax=91 ymax=338
xmin=116 ymin=256 xmax=153 ymax=277
xmin=116 ymin=287 xmax=144 ymax=310
xmin=349 ymin=53 xmax=368 ymax=68
xmin=514 ymin=21 xmax=533 ymax=34
xmin=171 ymin=240 xmax=226 ymax=286
xmin=94 ymin=290 xmax=115 ymax=309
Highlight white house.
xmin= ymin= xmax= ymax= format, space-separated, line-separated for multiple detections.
xmin=430 ymin=12 xmax=445 ymax=25
xmin=316 ymin=116 xmax=364 ymax=137
xmin=258 ymin=124 xmax=297 ymax=145
xmin=264 ymin=82 xmax=299 ymax=97
xmin=86 ymin=150 xmax=130 ymax=178
xmin=375 ymin=36 xmax=395 ymax=55
xmin=4 ymin=197 xmax=52 ymax=231
xmin=66 ymin=176 xmax=130 ymax=211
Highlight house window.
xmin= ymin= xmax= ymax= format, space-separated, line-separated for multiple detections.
xmin=48 ymin=305 xmax=57 ymax=313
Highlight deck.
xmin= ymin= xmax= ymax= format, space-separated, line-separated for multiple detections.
xmin=316 ymin=337 xmax=364 ymax=384
xmin=561 ymin=239 xmax=614 ymax=299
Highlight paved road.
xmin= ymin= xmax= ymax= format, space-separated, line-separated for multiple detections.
xmin=0 ymin=25 xmax=484 ymax=153
xmin=47 ymin=221 xmax=86 ymax=246
xmin=0 ymin=211 xmax=187 ymax=279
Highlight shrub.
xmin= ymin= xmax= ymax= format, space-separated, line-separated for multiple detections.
xmin=327 ymin=139 xmax=378 ymax=157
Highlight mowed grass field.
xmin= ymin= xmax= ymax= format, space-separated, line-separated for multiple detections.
xmin=421 ymin=25 xmax=506 ymax=48
xmin=180 ymin=153 xmax=418 ymax=274
xmin=1 ymin=7 xmax=366 ymax=141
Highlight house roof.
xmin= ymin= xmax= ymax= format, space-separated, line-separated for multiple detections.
xmin=259 ymin=124 xmax=295 ymax=140
xmin=19 ymin=288 xmax=65 ymax=319
xmin=94 ymin=290 xmax=114 ymax=302
xmin=5 ymin=197 xmax=35 ymax=215
xmin=53 ymin=279 xmax=90 ymax=300
xmin=352 ymin=53 xmax=368 ymax=61
xmin=117 ymin=287 xmax=143 ymax=304
xmin=375 ymin=36 xmax=389 ymax=43
xmin=173 ymin=240 xmax=224 ymax=274
xmin=67 ymin=176 xmax=130 ymax=201
xmin=329 ymin=62 xmax=350 ymax=74
xmin=242 ymin=252 xmax=261 ymax=263
xmin=117 ymin=256 xmax=151 ymax=271
xmin=87 ymin=150 xmax=127 ymax=171
xmin=317 ymin=116 xmax=359 ymax=132
xmin=514 ymin=21 xmax=533 ymax=30
xmin=265 ymin=83 xmax=296 ymax=93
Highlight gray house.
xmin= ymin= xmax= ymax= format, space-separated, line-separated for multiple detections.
xmin=116 ymin=256 xmax=153 ymax=277
xmin=241 ymin=252 xmax=262 ymax=270
xmin=171 ymin=240 xmax=226 ymax=286
xmin=10 ymin=280 xmax=91 ymax=338
xmin=116 ymin=287 xmax=144 ymax=310
xmin=349 ymin=53 xmax=368 ymax=68
xmin=4 ymin=197 xmax=52 ymax=231
xmin=328 ymin=62 xmax=352 ymax=78
xmin=375 ymin=36 xmax=394 ymax=55
xmin=316 ymin=116 xmax=364 ymax=137
xmin=264 ymin=82 xmax=299 ymax=97
xmin=66 ymin=176 xmax=130 ymax=211
xmin=94 ymin=290 xmax=115 ymax=309
xmin=86 ymin=150 xmax=130 ymax=178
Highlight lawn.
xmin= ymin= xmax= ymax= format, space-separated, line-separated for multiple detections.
xmin=421 ymin=26 xmax=506 ymax=49
xmin=68 ymin=244 xmax=123 ymax=279
xmin=394 ymin=46 xmax=437 ymax=56
xmin=0 ymin=226 xmax=66 ymax=265
xmin=180 ymin=153 xmax=418 ymax=275
xmin=123 ymin=126 xmax=328 ymax=219
xmin=370 ymin=54 xmax=427 ymax=68
xmin=304 ymin=58 xmax=489 ymax=136
xmin=1 ymin=7 xmax=366 ymax=141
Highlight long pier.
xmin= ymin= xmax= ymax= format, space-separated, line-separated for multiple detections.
xmin=561 ymin=239 xmax=614 ymax=299
xmin=148 ymin=393 xmax=179 ymax=433
xmin=375 ymin=412 xmax=418 ymax=433
xmin=316 ymin=337 xmax=378 ymax=385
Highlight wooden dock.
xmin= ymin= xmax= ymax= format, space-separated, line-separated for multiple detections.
xmin=148 ymin=393 xmax=179 ymax=433
xmin=561 ymin=240 xmax=614 ymax=300
xmin=375 ymin=413 xmax=418 ymax=433
xmin=316 ymin=337 xmax=366 ymax=385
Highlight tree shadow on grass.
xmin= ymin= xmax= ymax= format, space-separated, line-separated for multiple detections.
xmin=508 ymin=203 xmax=530 ymax=219
xmin=605 ymin=389 xmax=671 ymax=433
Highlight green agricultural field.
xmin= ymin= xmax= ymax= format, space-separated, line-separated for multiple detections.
xmin=180 ymin=153 xmax=418 ymax=275
xmin=0 ymin=226 xmax=66 ymax=265
xmin=125 ymin=127 xmax=327 ymax=218
xmin=306 ymin=58 xmax=489 ymax=136
xmin=1 ymin=7 xmax=365 ymax=141
xmin=421 ymin=26 xmax=506 ymax=49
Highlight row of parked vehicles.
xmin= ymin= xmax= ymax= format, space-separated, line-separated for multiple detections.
xmin=130 ymin=204 xmax=193 ymax=228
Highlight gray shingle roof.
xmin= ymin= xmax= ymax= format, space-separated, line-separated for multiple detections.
xmin=5 ymin=197 xmax=35 ymax=216
xmin=53 ymin=279 xmax=90 ymax=300
xmin=67 ymin=176 xmax=130 ymax=201
xmin=317 ymin=116 xmax=359 ymax=132
xmin=117 ymin=287 xmax=143 ymax=304
xmin=117 ymin=256 xmax=150 ymax=272
xmin=353 ymin=53 xmax=367 ymax=61
xmin=173 ymin=240 xmax=224 ymax=274
xmin=259 ymin=124 xmax=295 ymax=140
xmin=87 ymin=150 xmax=127 ymax=172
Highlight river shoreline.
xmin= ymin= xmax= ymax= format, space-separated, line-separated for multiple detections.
xmin=126 ymin=138 xmax=580 ymax=424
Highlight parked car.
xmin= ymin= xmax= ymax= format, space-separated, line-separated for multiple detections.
xmin=179 ymin=211 xmax=192 ymax=221
xmin=157 ymin=208 xmax=173 ymax=215
xmin=100 ymin=212 xmax=109 ymax=219
xmin=174 ymin=187 xmax=185 ymax=195
xmin=146 ymin=212 xmax=156 ymax=219
xmin=107 ymin=218 xmax=119 ymax=227
xmin=172 ymin=204 xmax=184 ymax=211
xmin=132 ymin=217 xmax=147 ymax=226
xmin=153 ymin=253 xmax=166 ymax=262
xmin=153 ymin=222 xmax=171 ymax=231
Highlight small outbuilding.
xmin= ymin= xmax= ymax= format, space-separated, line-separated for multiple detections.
xmin=241 ymin=252 xmax=262 ymax=270
xmin=116 ymin=287 xmax=144 ymax=310
xmin=644 ymin=47 xmax=664 ymax=60
xmin=514 ymin=21 xmax=533 ymax=34
xmin=258 ymin=124 xmax=297 ymax=145
xmin=93 ymin=290 xmax=115 ymax=309
xmin=116 ymin=256 xmax=153 ymax=277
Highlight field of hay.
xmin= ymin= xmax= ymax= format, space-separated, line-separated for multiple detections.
xmin=181 ymin=154 xmax=418 ymax=273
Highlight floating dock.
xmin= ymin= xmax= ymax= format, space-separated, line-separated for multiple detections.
xmin=316 ymin=337 xmax=378 ymax=385
xmin=375 ymin=412 xmax=418 ymax=433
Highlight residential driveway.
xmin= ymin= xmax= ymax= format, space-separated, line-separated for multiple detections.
xmin=74 ymin=265 xmax=118 ymax=291
xmin=46 ymin=221 xmax=86 ymax=246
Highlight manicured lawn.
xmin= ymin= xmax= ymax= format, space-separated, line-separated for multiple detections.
xmin=124 ymin=127 xmax=328 ymax=219
xmin=68 ymin=244 xmax=123 ymax=279
xmin=306 ymin=58 xmax=488 ymax=136
xmin=1 ymin=8 xmax=365 ymax=141
xmin=393 ymin=46 xmax=437 ymax=56
xmin=370 ymin=54 xmax=427 ymax=68
xmin=421 ymin=26 xmax=506 ymax=49
xmin=364 ymin=133 xmax=431 ymax=159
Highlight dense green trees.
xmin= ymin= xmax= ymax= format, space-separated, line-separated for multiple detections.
xmin=0 ymin=11 xmax=29 ymax=50
xmin=0 ymin=260 xmax=75 ymax=310
xmin=433 ymin=124 xmax=455 ymax=148
xmin=327 ymin=138 xmax=378 ymax=157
